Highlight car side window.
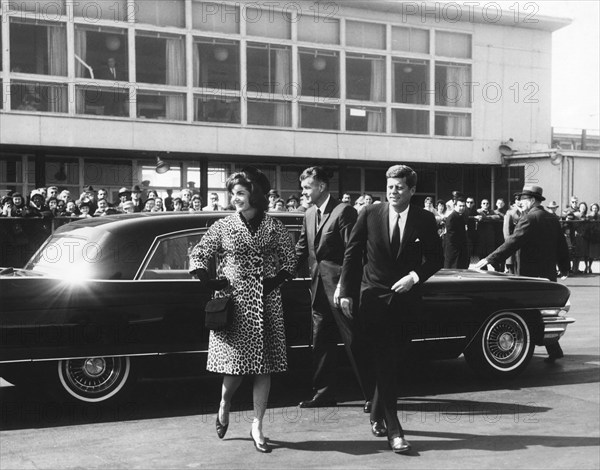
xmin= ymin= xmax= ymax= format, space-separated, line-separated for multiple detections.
xmin=140 ymin=232 xmax=216 ymax=280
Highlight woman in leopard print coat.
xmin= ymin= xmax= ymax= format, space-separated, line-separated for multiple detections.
xmin=189 ymin=167 xmax=297 ymax=452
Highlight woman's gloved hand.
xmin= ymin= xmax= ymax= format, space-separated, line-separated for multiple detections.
xmin=207 ymin=278 xmax=229 ymax=290
xmin=262 ymin=270 xmax=293 ymax=295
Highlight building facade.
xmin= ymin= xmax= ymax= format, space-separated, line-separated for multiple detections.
xmin=0 ymin=0 xmax=570 ymax=205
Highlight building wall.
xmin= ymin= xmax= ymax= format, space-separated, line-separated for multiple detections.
xmin=0 ymin=2 xmax=557 ymax=165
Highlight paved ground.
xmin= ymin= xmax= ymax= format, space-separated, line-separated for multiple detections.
xmin=1 ymin=275 xmax=598 ymax=469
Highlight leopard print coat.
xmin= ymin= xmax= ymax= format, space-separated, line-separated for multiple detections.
xmin=189 ymin=212 xmax=297 ymax=375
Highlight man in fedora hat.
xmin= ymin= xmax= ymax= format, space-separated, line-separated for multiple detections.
xmin=547 ymin=200 xmax=560 ymax=216
xmin=475 ymin=184 xmax=570 ymax=362
xmin=130 ymin=185 xmax=144 ymax=213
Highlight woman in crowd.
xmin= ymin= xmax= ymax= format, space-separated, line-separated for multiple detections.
xmin=189 ymin=195 xmax=203 ymax=212
xmin=435 ymin=198 xmax=448 ymax=238
xmin=423 ymin=196 xmax=435 ymax=214
xmin=582 ymin=202 xmax=600 ymax=274
xmin=62 ymin=200 xmax=79 ymax=217
xmin=142 ymin=198 xmax=155 ymax=212
xmin=153 ymin=197 xmax=165 ymax=212
xmin=571 ymin=202 xmax=588 ymax=274
xmin=189 ymin=167 xmax=297 ymax=453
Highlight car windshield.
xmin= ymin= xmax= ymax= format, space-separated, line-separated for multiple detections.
xmin=25 ymin=231 xmax=107 ymax=279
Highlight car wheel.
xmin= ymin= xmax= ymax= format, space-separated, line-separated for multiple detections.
xmin=55 ymin=356 xmax=134 ymax=403
xmin=464 ymin=312 xmax=534 ymax=378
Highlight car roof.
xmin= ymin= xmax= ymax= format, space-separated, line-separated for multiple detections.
xmin=55 ymin=211 xmax=305 ymax=238
xmin=46 ymin=212 xmax=305 ymax=280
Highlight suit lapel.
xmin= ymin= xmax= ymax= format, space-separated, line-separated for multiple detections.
xmin=382 ymin=203 xmax=397 ymax=258
xmin=399 ymin=205 xmax=417 ymax=256
xmin=317 ymin=198 xmax=336 ymax=233
xmin=306 ymin=206 xmax=317 ymax=242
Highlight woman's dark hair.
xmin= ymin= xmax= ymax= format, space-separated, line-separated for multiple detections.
xmin=226 ymin=166 xmax=270 ymax=211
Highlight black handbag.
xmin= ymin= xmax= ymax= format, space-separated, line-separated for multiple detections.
xmin=204 ymin=295 xmax=233 ymax=331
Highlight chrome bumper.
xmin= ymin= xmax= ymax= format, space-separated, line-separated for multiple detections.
xmin=543 ymin=316 xmax=575 ymax=344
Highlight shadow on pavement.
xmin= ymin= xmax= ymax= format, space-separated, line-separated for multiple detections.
xmin=1 ymin=353 xmax=598 ymax=432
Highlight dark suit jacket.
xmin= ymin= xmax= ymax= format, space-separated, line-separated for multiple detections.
xmin=339 ymin=202 xmax=443 ymax=310
xmin=296 ymin=197 xmax=357 ymax=305
xmin=444 ymin=210 xmax=468 ymax=268
xmin=487 ymin=205 xmax=570 ymax=281
xmin=96 ymin=65 xmax=126 ymax=81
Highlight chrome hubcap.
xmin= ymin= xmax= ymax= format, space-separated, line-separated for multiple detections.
xmin=83 ymin=358 xmax=106 ymax=377
xmin=498 ymin=332 xmax=515 ymax=351
xmin=486 ymin=317 xmax=525 ymax=365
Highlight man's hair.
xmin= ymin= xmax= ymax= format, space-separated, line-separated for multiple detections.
xmin=455 ymin=196 xmax=466 ymax=203
xmin=299 ymin=166 xmax=334 ymax=186
xmin=386 ymin=165 xmax=417 ymax=188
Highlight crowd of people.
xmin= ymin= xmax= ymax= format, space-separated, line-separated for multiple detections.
xmin=2 ymin=183 xmax=598 ymax=274
xmin=422 ymin=191 xmax=600 ymax=275
xmin=0 ymin=185 xmax=312 ymax=219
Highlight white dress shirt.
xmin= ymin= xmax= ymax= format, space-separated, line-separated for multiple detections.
xmin=389 ymin=204 xmax=420 ymax=284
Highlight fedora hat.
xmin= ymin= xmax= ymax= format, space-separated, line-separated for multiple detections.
xmin=517 ymin=184 xmax=545 ymax=201
xmin=547 ymin=200 xmax=559 ymax=209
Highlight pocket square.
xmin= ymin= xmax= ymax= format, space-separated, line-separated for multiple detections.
xmin=414 ymin=238 xmax=421 ymax=242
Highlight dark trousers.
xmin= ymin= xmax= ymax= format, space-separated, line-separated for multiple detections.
xmin=361 ymin=292 xmax=415 ymax=439
xmin=311 ymin=279 xmax=373 ymax=399
xmin=366 ymin=314 xmax=410 ymax=439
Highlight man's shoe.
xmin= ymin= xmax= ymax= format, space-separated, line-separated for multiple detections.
xmin=544 ymin=353 xmax=564 ymax=363
xmin=370 ymin=420 xmax=387 ymax=437
xmin=363 ymin=400 xmax=372 ymax=413
xmin=388 ymin=436 xmax=411 ymax=454
xmin=299 ymin=395 xmax=337 ymax=408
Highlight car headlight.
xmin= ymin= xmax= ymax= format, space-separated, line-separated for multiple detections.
xmin=541 ymin=299 xmax=570 ymax=317
xmin=540 ymin=308 xmax=561 ymax=316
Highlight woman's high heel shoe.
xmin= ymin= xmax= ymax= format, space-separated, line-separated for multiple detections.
xmin=215 ymin=416 xmax=228 ymax=439
xmin=249 ymin=430 xmax=271 ymax=453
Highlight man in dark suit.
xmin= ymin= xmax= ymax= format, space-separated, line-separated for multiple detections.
xmin=97 ymin=57 xmax=125 ymax=81
xmin=295 ymin=166 xmax=371 ymax=410
xmin=444 ymin=196 xmax=469 ymax=268
xmin=96 ymin=57 xmax=127 ymax=116
xmin=336 ymin=164 xmax=443 ymax=454
xmin=475 ymin=184 xmax=570 ymax=362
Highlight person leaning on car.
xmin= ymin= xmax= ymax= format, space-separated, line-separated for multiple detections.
xmin=475 ymin=184 xmax=570 ymax=362
xmin=335 ymin=164 xmax=443 ymax=454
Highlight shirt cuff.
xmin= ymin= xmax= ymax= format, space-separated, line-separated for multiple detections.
xmin=409 ymin=271 xmax=420 ymax=284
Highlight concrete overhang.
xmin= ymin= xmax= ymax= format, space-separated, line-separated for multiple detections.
xmin=336 ymin=1 xmax=572 ymax=32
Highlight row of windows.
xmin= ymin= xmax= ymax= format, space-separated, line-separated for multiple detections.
xmin=0 ymin=2 xmax=472 ymax=136
xmin=3 ymin=0 xmax=472 ymax=58
xmin=1 ymin=78 xmax=470 ymax=136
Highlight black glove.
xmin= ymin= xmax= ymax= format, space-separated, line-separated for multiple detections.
xmin=191 ymin=268 xmax=209 ymax=285
xmin=207 ymin=278 xmax=229 ymax=290
xmin=262 ymin=277 xmax=278 ymax=295
xmin=262 ymin=270 xmax=293 ymax=295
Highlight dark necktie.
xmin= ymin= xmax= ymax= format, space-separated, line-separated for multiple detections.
xmin=315 ymin=208 xmax=322 ymax=236
xmin=391 ymin=212 xmax=400 ymax=255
